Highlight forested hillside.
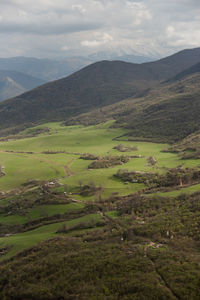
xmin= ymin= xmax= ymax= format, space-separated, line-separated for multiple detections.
xmin=0 ymin=47 xmax=200 ymax=133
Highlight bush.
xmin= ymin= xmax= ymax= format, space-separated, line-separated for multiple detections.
xmin=89 ymin=155 xmax=130 ymax=169
xmin=113 ymin=144 xmax=138 ymax=152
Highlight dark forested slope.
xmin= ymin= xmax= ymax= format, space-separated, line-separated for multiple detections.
xmin=66 ymin=65 xmax=200 ymax=142
xmin=0 ymin=47 xmax=200 ymax=134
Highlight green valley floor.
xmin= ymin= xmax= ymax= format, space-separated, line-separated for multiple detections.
xmin=0 ymin=121 xmax=199 ymax=299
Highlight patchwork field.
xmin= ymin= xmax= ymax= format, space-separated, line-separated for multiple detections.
xmin=0 ymin=121 xmax=199 ymax=192
xmin=0 ymin=121 xmax=200 ymax=261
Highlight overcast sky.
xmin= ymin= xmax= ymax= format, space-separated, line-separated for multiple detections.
xmin=0 ymin=0 xmax=200 ymax=58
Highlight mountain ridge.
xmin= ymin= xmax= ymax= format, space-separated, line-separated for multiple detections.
xmin=0 ymin=47 xmax=200 ymax=135
xmin=0 ymin=52 xmax=157 ymax=82
xmin=0 ymin=70 xmax=44 ymax=102
xmin=65 ymin=65 xmax=200 ymax=142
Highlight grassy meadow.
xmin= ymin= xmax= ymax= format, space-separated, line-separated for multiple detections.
xmin=0 ymin=121 xmax=200 ymax=260
xmin=0 ymin=121 xmax=199 ymax=193
xmin=0 ymin=213 xmax=101 ymax=261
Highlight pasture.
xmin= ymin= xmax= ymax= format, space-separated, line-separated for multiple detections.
xmin=0 ymin=121 xmax=198 ymax=194
xmin=0 ymin=213 xmax=101 ymax=261
xmin=0 ymin=121 xmax=200 ymax=259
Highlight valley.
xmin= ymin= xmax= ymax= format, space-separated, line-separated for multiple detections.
xmin=1 ymin=0 xmax=200 ymax=297
xmin=0 ymin=47 xmax=200 ymax=299
xmin=0 ymin=121 xmax=199 ymax=299
xmin=0 ymin=121 xmax=198 ymax=195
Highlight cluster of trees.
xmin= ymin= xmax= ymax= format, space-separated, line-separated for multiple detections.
xmin=80 ymin=153 xmax=99 ymax=160
xmin=79 ymin=182 xmax=104 ymax=197
xmin=115 ymin=167 xmax=200 ymax=188
xmin=89 ymin=155 xmax=130 ymax=169
xmin=0 ymin=189 xmax=200 ymax=299
xmin=113 ymin=144 xmax=138 ymax=152
xmin=0 ymin=165 xmax=5 ymax=177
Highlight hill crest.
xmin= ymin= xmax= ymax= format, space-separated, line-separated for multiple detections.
xmin=0 ymin=47 xmax=200 ymax=134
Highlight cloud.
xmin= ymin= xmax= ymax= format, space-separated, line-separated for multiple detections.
xmin=81 ymin=33 xmax=113 ymax=47
xmin=0 ymin=2 xmax=102 ymax=35
xmin=0 ymin=0 xmax=199 ymax=58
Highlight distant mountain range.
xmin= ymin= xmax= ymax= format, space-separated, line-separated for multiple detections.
xmin=0 ymin=52 xmax=157 ymax=102
xmin=87 ymin=51 xmax=158 ymax=64
xmin=0 ymin=70 xmax=44 ymax=102
xmin=0 ymin=47 xmax=200 ymax=140
xmin=0 ymin=56 xmax=91 ymax=82
xmin=0 ymin=52 xmax=157 ymax=83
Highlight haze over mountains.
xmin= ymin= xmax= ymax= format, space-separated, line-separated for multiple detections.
xmin=0 ymin=56 xmax=91 ymax=82
xmin=0 ymin=47 xmax=200 ymax=140
xmin=0 ymin=70 xmax=44 ymax=102
xmin=0 ymin=52 xmax=156 ymax=102
xmin=87 ymin=51 xmax=158 ymax=64
xmin=0 ymin=52 xmax=157 ymax=82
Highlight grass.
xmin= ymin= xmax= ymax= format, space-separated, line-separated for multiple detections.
xmin=28 ymin=203 xmax=84 ymax=220
xmin=0 ymin=152 xmax=77 ymax=190
xmin=105 ymin=211 xmax=119 ymax=219
xmin=0 ymin=121 xmax=200 ymax=261
xmin=151 ymin=183 xmax=200 ymax=198
xmin=0 ymin=122 xmax=126 ymax=154
xmin=0 ymin=214 xmax=27 ymax=225
xmin=0 ymin=121 xmax=200 ymax=197
xmin=0 ymin=203 xmax=84 ymax=225
xmin=0 ymin=213 xmax=101 ymax=260
xmin=0 ymin=122 xmax=200 ymax=299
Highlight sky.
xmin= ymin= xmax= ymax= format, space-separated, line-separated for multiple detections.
xmin=0 ymin=0 xmax=200 ymax=59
